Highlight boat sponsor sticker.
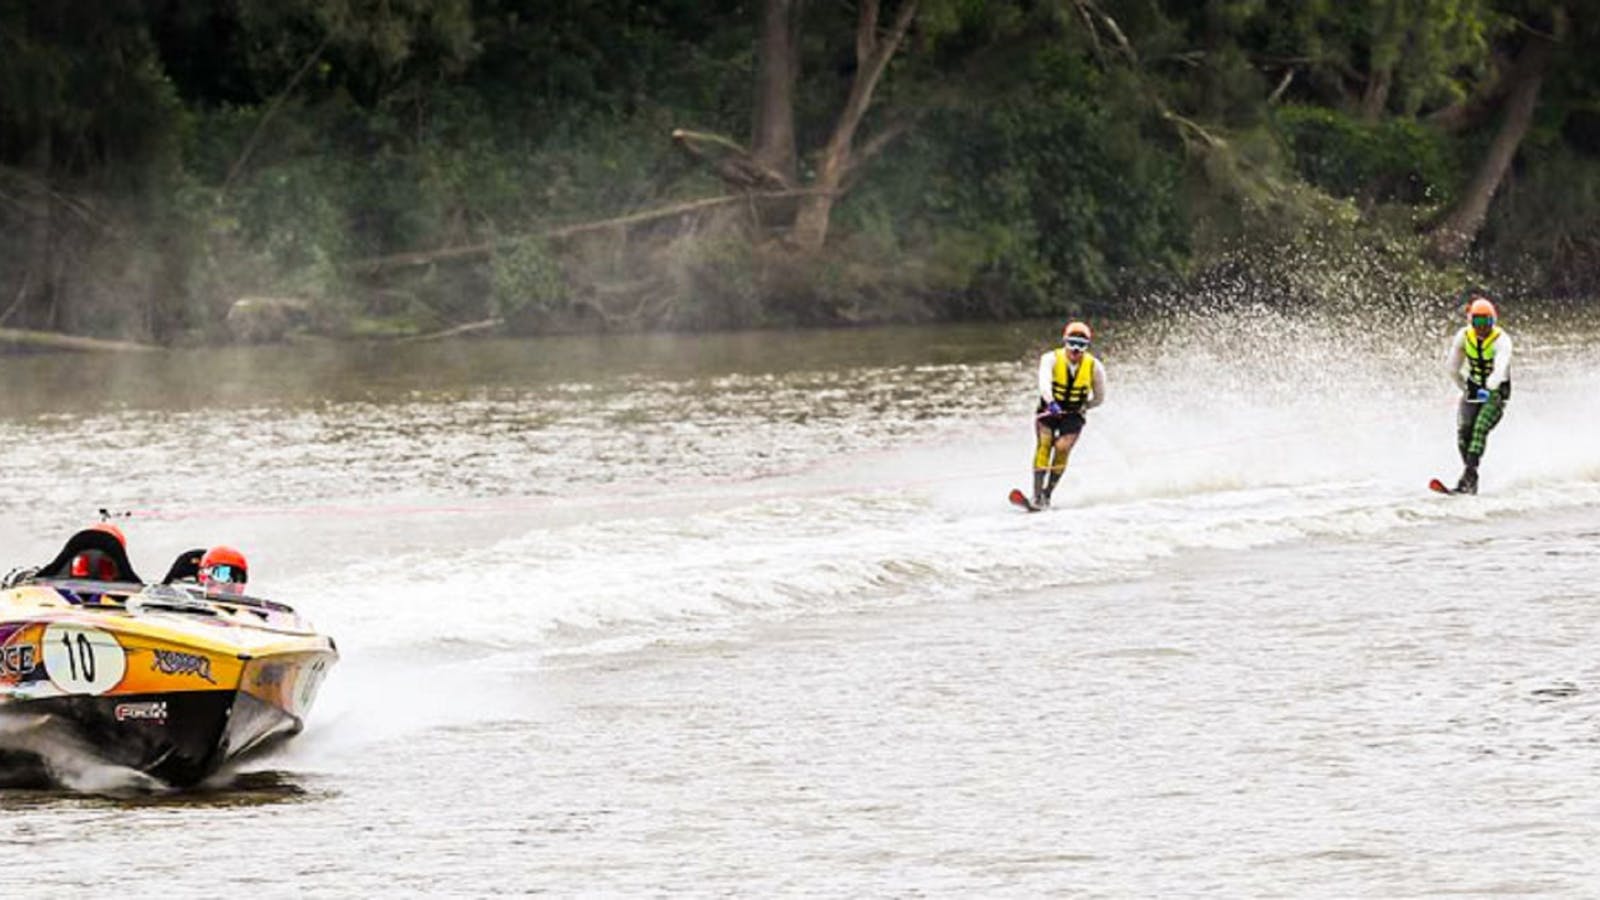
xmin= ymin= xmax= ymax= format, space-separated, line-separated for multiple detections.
xmin=295 ymin=658 xmax=330 ymax=711
xmin=253 ymin=663 xmax=285 ymax=688
xmin=2 ymin=643 xmax=37 ymax=676
xmin=115 ymin=701 xmax=168 ymax=723
xmin=151 ymin=649 xmax=216 ymax=684
xmin=42 ymin=623 xmax=127 ymax=695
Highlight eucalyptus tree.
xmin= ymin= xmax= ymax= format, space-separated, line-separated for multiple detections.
xmin=1425 ymin=2 xmax=1566 ymax=260
xmin=678 ymin=0 xmax=1054 ymax=252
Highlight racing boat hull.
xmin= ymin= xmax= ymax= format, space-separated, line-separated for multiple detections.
xmin=0 ymin=582 xmax=336 ymax=787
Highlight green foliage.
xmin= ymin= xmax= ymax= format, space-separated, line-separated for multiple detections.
xmin=660 ymin=237 xmax=767 ymax=329
xmin=1274 ymin=105 xmax=1459 ymax=205
xmin=1383 ymin=0 xmax=1497 ymax=115
xmin=490 ymin=235 xmax=566 ymax=323
xmin=846 ymin=59 xmax=1189 ymax=317
xmin=0 ymin=2 xmax=187 ymax=178
xmin=1480 ymin=145 xmax=1600 ymax=297
xmin=2 ymin=0 xmax=1599 ymax=340
xmin=1245 ymin=0 xmax=1499 ymax=114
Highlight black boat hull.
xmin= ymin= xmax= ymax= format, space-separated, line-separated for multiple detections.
xmin=0 ymin=689 xmax=301 ymax=787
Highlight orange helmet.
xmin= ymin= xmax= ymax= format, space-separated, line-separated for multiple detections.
xmin=70 ymin=551 xmax=117 ymax=580
xmin=1466 ymin=297 xmax=1496 ymax=323
xmin=199 ymin=545 xmax=249 ymax=594
xmin=89 ymin=522 xmax=126 ymax=547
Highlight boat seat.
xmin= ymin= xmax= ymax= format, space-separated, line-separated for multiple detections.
xmin=35 ymin=528 xmax=144 ymax=584
xmin=160 ymin=548 xmax=207 ymax=584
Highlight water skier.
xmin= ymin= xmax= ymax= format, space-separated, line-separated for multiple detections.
xmin=1443 ymin=292 xmax=1512 ymax=495
xmin=1030 ymin=321 xmax=1105 ymax=509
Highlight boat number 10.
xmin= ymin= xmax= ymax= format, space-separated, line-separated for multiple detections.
xmin=42 ymin=623 xmax=127 ymax=695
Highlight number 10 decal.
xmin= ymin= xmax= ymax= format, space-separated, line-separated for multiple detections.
xmin=43 ymin=624 xmax=127 ymax=695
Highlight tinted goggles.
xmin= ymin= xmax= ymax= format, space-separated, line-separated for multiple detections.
xmin=1064 ymin=337 xmax=1091 ymax=351
xmin=201 ymin=563 xmax=247 ymax=585
xmin=1471 ymin=315 xmax=1495 ymax=328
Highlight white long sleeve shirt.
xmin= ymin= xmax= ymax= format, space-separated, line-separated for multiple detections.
xmin=1443 ymin=326 xmax=1512 ymax=391
xmin=1037 ymin=350 xmax=1106 ymax=409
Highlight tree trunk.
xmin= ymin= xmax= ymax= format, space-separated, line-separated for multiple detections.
xmin=1359 ymin=0 xmax=1402 ymax=122
xmin=1425 ymin=31 xmax=1554 ymax=260
xmin=24 ymin=135 xmax=55 ymax=332
xmin=1359 ymin=66 xmax=1392 ymax=122
xmin=791 ymin=0 xmax=918 ymax=252
xmin=751 ymin=0 xmax=801 ymax=184
xmin=1425 ymin=49 xmax=1512 ymax=133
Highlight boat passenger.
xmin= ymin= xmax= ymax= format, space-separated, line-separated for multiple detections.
xmin=1029 ymin=320 xmax=1107 ymax=509
xmin=1444 ymin=291 xmax=1513 ymax=495
xmin=61 ymin=522 xmax=137 ymax=583
xmin=198 ymin=545 xmax=249 ymax=596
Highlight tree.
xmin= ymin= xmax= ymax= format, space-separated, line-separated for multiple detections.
xmin=788 ymin=0 xmax=922 ymax=250
xmin=676 ymin=0 xmax=1031 ymax=252
xmin=1426 ymin=5 xmax=1563 ymax=260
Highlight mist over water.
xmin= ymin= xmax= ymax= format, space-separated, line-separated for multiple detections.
xmin=2 ymin=309 xmax=1598 ymax=893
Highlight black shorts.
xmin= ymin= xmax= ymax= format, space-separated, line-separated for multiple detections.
xmin=1036 ymin=402 xmax=1086 ymax=436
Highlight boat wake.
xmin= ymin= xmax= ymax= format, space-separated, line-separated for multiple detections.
xmin=0 ymin=709 xmax=163 ymax=793
xmin=275 ymin=309 xmax=1600 ymax=676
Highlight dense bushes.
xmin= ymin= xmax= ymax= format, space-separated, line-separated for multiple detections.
xmin=1480 ymin=145 xmax=1600 ymax=298
xmin=838 ymin=65 xmax=1189 ymax=322
xmin=1273 ymin=105 xmax=1459 ymax=207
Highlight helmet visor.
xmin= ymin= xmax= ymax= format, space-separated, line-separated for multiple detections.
xmin=201 ymin=563 xmax=247 ymax=585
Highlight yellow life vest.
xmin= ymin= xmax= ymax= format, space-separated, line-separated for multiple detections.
xmin=1050 ymin=349 xmax=1097 ymax=411
xmin=1462 ymin=326 xmax=1502 ymax=389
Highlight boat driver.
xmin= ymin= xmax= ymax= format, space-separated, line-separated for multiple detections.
xmin=198 ymin=545 xmax=250 ymax=596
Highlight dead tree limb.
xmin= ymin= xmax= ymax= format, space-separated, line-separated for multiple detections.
xmin=1267 ymin=68 xmax=1295 ymax=105
xmin=345 ymin=190 xmax=828 ymax=274
xmin=395 ymin=317 xmax=505 ymax=343
xmin=221 ymin=35 xmax=330 ymax=198
xmin=0 ymin=327 xmax=159 ymax=353
xmin=671 ymin=129 xmax=794 ymax=191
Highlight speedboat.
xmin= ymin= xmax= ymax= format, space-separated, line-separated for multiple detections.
xmin=0 ymin=528 xmax=336 ymax=787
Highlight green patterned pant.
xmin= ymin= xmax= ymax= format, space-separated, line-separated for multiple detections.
xmin=1456 ymin=391 xmax=1506 ymax=465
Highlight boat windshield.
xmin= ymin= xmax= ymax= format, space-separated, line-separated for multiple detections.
xmin=30 ymin=579 xmax=292 ymax=615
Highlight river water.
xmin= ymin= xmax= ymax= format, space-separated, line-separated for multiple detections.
xmin=1 ymin=310 xmax=1598 ymax=894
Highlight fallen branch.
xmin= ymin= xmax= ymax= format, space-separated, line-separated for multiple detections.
xmin=345 ymin=190 xmax=827 ymax=274
xmin=395 ymin=317 xmax=505 ymax=343
xmin=0 ymin=327 xmax=159 ymax=354
xmin=671 ymin=129 xmax=794 ymax=191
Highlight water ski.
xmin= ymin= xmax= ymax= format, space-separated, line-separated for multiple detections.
xmin=1008 ymin=488 xmax=1042 ymax=512
xmin=1428 ymin=478 xmax=1455 ymax=495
